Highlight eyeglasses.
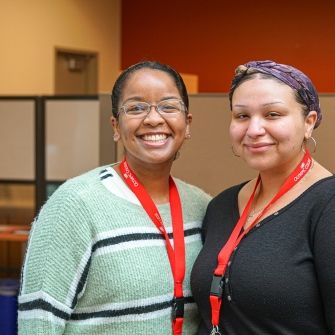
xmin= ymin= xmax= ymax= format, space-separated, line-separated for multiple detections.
xmin=119 ymin=99 xmax=187 ymax=118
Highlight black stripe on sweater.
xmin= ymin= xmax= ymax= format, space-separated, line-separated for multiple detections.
xmin=92 ymin=232 xmax=162 ymax=252
xmin=70 ymin=296 xmax=195 ymax=320
xmin=71 ymin=257 xmax=92 ymax=309
xmin=100 ymin=173 xmax=113 ymax=180
xmin=18 ymin=299 xmax=71 ymax=320
xmin=92 ymin=227 xmax=201 ymax=253
xmin=19 ymin=296 xmax=194 ymax=321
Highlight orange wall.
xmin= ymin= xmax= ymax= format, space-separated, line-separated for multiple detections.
xmin=122 ymin=0 xmax=335 ymax=93
xmin=0 ymin=0 xmax=121 ymax=95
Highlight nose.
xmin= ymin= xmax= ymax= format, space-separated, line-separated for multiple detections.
xmin=246 ymin=116 xmax=266 ymax=138
xmin=143 ymin=105 xmax=165 ymax=124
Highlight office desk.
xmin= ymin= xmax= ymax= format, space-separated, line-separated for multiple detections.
xmin=0 ymin=225 xmax=30 ymax=242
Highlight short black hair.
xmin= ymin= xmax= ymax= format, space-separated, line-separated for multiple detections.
xmin=111 ymin=61 xmax=189 ymax=118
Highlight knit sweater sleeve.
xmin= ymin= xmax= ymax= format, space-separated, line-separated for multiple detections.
xmin=18 ymin=179 xmax=94 ymax=335
xmin=313 ymin=192 xmax=335 ymax=332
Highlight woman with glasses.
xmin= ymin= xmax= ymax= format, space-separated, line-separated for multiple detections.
xmin=191 ymin=60 xmax=335 ymax=335
xmin=18 ymin=61 xmax=211 ymax=335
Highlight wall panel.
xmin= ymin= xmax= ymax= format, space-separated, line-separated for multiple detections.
xmin=171 ymin=94 xmax=335 ymax=196
xmin=0 ymin=100 xmax=35 ymax=180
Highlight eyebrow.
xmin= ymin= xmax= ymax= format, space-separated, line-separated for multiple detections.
xmin=122 ymin=96 xmax=143 ymax=104
xmin=161 ymin=96 xmax=180 ymax=101
xmin=233 ymin=101 xmax=285 ymax=108
xmin=122 ymin=96 xmax=180 ymax=104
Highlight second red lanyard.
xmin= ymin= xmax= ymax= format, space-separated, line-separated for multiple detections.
xmin=209 ymin=150 xmax=313 ymax=334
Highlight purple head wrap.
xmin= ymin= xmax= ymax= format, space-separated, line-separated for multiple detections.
xmin=229 ymin=60 xmax=322 ymax=128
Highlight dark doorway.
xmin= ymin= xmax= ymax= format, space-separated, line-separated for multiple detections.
xmin=55 ymin=49 xmax=98 ymax=94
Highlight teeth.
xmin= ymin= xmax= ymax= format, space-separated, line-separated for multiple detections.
xmin=142 ymin=134 xmax=167 ymax=141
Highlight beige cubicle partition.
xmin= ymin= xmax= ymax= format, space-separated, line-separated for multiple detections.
xmin=46 ymin=99 xmax=100 ymax=181
xmin=172 ymin=94 xmax=335 ymax=196
xmin=0 ymin=100 xmax=35 ymax=180
xmin=312 ymin=95 xmax=335 ymax=171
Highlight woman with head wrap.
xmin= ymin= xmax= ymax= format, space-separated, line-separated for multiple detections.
xmin=191 ymin=60 xmax=335 ymax=335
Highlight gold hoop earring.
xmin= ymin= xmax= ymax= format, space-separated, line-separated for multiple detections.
xmin=231 ymin=146 xmax=240 ymax=157
xmin=304 ymin=136 xmax=317 ymax=153
xmin=113 ymin=133 xmax=120 ymax=142
xmin=185 ymin=133 xmax=191 ymax=139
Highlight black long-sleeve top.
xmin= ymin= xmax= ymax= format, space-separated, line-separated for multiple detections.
xmin=191 ymin=176 xmax=335 ymax=335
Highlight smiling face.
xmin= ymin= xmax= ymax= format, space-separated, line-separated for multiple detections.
xmin=230 ymin=76 xmax=317 ymax=174
xmin=111 ymin=68 xmax=192 ymax=170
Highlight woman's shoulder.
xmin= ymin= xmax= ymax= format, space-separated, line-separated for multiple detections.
xmin=305 ymin=175 xmax=335 ymax=200
xmin=314 ymin=174 xmax=335 ymax=186
xmin=46 ymin=165 xmax=108 ymax=204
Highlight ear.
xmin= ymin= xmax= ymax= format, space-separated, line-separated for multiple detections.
xmin=304 ymin=111 xmax=317 ymax=139
xmin=185 ymin=113 xmax=192 ymax=138
xmin=110 ymin=116 xmax=120 ymax=142
xmin=186 ymin=112 xmax=193 ymax=125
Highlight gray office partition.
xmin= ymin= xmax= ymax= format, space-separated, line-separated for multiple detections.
xmin=46 ymin=98 xmax=100 ymax=181
xmin=0 ymin=99 xmax=35 ymax=181
xmin=44 ymin=95 xmax=116 ymax=200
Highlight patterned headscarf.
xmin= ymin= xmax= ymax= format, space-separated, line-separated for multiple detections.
xmin=229 ymin=60 xmax=322 ymax=128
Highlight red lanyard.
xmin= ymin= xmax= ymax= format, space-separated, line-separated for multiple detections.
xmin=120 ymin=159 xmax=186 ymax=335
xmin=209 ymin=150 xmax=313 ymax=334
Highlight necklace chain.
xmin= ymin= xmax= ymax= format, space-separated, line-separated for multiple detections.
xmin=247 ymin=188 xmax=263 ymax=219
xmin=248 ymin=207 xmax=262 ymax=218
